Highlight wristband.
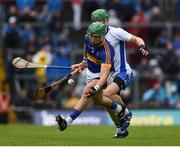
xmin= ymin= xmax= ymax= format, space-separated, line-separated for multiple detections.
xmin=94 ymin=84 xmax=100 ymax=91
xmin=88 ymin=84 xmax=100 ymax=97
xmin=83 ymin=57 xmax=88 ymax=62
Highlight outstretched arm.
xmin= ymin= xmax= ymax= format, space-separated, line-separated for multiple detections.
xmin=130 ymin=35 xmax=149 ymax=56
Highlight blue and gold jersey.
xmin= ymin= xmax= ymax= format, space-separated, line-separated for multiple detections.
xmin=83 ymin=35 xmax=115 ymax=73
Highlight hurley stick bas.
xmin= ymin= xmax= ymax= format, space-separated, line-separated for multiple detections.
xmin=34 ymin=67 xmax=82 ymax=99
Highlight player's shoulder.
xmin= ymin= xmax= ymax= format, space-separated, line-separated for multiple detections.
xmin=102 ymin=39 xmax=114 ymax=52
xmin=83 ymin=34 xmax=90 ymax=44
xmin=108 ymin=26 xmax=125 ymax=34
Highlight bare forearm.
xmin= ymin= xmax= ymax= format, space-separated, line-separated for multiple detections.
xmin=96 ymin=65 xmax=110 ymax=88
xmin=130 ymin=35 xmax=149 ymax=56
xmin=130 ymin=35 xmax=145 ymax=46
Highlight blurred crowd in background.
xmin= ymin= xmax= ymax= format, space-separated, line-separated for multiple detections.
xmin=0 ymin=0 xmax=180 ymax=123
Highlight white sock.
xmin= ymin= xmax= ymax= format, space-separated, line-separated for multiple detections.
xmin=124 ymin=108 xmax=129 ymax=116
xmin=114 ymin=104 xmax=122 ymax=113
xmin=65 ymin=116 xmax=73 ymax=126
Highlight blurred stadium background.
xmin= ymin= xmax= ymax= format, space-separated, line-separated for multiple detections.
xmin=0 ymin=0 xmax=180 ymax=129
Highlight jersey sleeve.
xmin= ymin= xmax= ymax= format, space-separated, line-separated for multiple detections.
xmin=110 ymin=27 xmax=132 ymax=42
xmin=100 ymin=41 xmax=112 ymax=68
xmin=82 ymin=44 xmax=88 ymax=62
xmin=83 ymin=34 xmax=90 ymax=45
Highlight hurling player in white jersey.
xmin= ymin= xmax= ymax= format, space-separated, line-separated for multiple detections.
xmin=90 ymin=9 xmax=149 ymax=138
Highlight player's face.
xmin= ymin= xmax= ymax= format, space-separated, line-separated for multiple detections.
xmin=90 ymin=35 xmax=103 ymax=45
xmin=93 ymin=19 xmax=108 ymax=26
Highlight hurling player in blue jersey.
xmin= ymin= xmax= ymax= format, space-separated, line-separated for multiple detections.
xmin=55 ymin=22 xmax=127 ymax=134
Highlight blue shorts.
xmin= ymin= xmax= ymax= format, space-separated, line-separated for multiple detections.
xmin=114 ymin=72 xmax=133 ymax=90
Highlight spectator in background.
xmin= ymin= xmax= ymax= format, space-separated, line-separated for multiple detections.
xmin=83 ymin=0 xmax=100 ymax=19
xmin=163 ymin=0 xmax=176 ymax=20
xmin=38 ymin=5 xmax=52 ymax=24
xmin=16 ymin=0 xmax=35 ymax=11
xmin=46 ymin=0 xmax=64 ymax=14
xmin=142 ymin=82 xmax=166 ymax=108
xmin=149 ymin=6 xmax=165 ymax=46
xmin=120 ymin=0 xmax=135 ymax=21
xmin=137 ymin=58 xmax=163 ymax=104
xmin=149 ymin=0 xmax=160 ymax=7
xmin=0 ymin=81 xmax=11 ymax=124
xmin=105 ymin=0 xmax=123 ymax=21
xmin=71 ymin=0 xmax=83 ymax=31
xmin=46 ymin=30 xmax=71 ymax=81
xmin=22 ymin=23 xmax=35 ymax=45
xmin=19 ymin=6 xmax=37 ymax=23
xmin=173 ymin=33 xmax=180 ymax=51
xmin=136 ymin=57 xmax=151 ymax=76
xmin=53 ymin=29 xmax=70 ymax=57
xmin=45 ymin=0 xmax=64 ymax=30
xmin=39 ymin=33 xmax=52 ymax=47
xmin=128 ymin=9 xmax=149 ymax=42
xmin=155 ymin=29 xmax=170 ymax=48
xmin=149 ymin=6 xmax=165 ymax=22
xmin=6 ymin=5 xmax=19 ymax=22
xmin=53 ymin=30 xmax=69 ymax=49
xmin=175 ymin=0 xmax=180 ymax=21
xmin=48 ymin=11 xmax=64 ymax=36
xmin=108 ymin=9 xmax=121 ymax=27
xmin=25 ymin=33 xmax=39 ymax=54
xmin=148 ymin=58 xmax=163 ymax=86
xmin=3 ymin=16 xmax=22 ymax=48
xmin=136 ymin=58 xmax=159 ymax=100
xmin=32 ymin=44 xmax=53 ymax=82
xmin=159 ymin=41 xmax=179 ymax=75
xmin=166 ymin=83 xmax=180 ymax=108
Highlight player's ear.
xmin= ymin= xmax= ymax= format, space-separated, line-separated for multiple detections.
xmin=105 ymin=19 xmax=109 ymax=25
xmin=100 ymin=35 xmax=103 ymax=42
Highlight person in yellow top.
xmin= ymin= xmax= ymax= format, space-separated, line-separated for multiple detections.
xmin=32 ymin=45 xmax=52 ymax=82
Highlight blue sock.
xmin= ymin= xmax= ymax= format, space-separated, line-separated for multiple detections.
xmin=110 ymin=102 xmax=117 ymax=109
xmin=69 ymin=109 xmax=81 ymax=120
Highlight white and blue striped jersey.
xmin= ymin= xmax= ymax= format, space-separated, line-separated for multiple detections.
xmin=105 ymin=26 xmax=132 ymax=76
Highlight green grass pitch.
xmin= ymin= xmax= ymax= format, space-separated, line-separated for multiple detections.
xmin=0 ymin=125 xmax=180 ymax=146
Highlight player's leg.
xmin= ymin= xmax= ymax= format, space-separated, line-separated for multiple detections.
xmin=92 ymin=83 xmax=123 ymax=126
xmin=91 ymin=88 xmax=130 ymax=138
xmin=56 ymin=79 xmax=123 ymax=131
xmin=92 ymin=88 xmax=128 ymax=115
xmin=103 ymin=82 xmax=131 ymax=138
xmin=56 ymin=79 xmax=101 ymax=131
xmin=111 ymin=73 xmax=133 ymax=136
xmin=56 ymin=78 xmax=127 ymax=132
xmin=104 ymin=83 xmax=130 ymax=119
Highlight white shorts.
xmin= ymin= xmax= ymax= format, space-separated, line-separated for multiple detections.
xmin=86 ymin=69 xmax=114 ymax=85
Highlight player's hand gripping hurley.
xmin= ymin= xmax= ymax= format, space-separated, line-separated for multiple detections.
xmin=34 ymin=67 xmax=82 ymax=99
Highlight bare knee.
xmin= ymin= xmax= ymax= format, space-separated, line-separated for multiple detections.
xmin=103 ymin=89 xmax=113 ymax=97
xmin=103 ymin=89 xmax=122 ymax=104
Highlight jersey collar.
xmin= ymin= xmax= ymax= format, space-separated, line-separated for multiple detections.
xmin=104 ymin=26 xmax=109 ymax=36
